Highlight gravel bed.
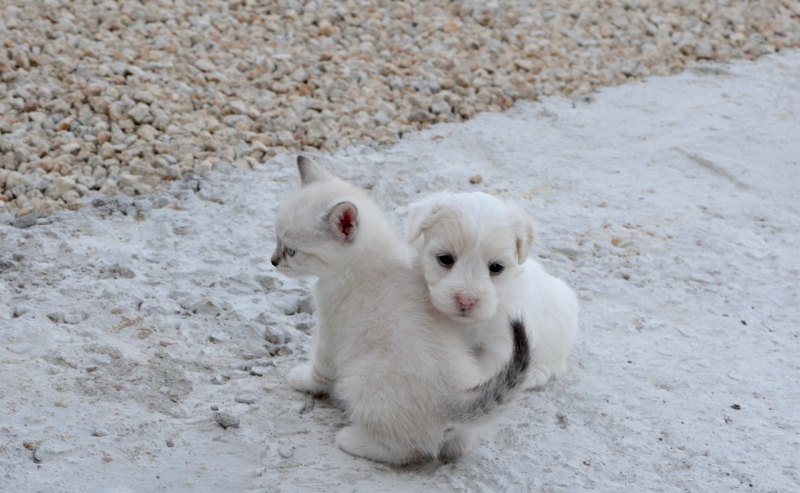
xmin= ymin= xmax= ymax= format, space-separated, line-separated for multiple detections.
xmin=1 ymin=0 xmax=799 ymax=217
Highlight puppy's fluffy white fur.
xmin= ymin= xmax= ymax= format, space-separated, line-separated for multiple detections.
xmin=407 ymin=192 xmax=579 ymax=387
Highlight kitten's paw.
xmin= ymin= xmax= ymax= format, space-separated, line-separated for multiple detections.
xmin=335 ymin=425 xmax=368 ymax=457
xmin=336 ymin=425 xmax=409 ymax=464
xmin=287 ymin=363 xmax=332 ymax=395
xmin=439 ymin=431 xmax=475 ymax=462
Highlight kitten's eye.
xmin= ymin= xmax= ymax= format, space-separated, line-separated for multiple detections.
xmin=489 ymin=262 xmax=505 ymax=275
xmin=285 ymin=248 xmax=296 ymax=257
xmin=437 ymin=254 xmax=456 ymax=268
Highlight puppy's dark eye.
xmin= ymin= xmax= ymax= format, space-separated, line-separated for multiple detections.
xmin=285 ymin=248 xmax=296 ymax=257
xmin=437 ymin=254 xmax=456 ymax=268
xmin=489 ymin=262 xmax=504 ymax=275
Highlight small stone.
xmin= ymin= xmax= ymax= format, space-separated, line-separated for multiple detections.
xmin=29 ymin=442 xmax=74 ymax=463
xmin=127 ymin=103 xmax=152 ymax=124
xmin=0 ymin=260 xmax=14 ymax=273
xmin=136 ymin=124 xmax=158 ymax=141
xmin=96 ymin=131 xmax=112 ymax=145
xmin=695 ymin=42 xmax=714 ymax=60
xmin=469 ymin=174 xmax=483 ymax=185
xmin=63 ymin=312 xmax=87 ymax=325
xmin=208 ymin=331 xmax=231 ymax=343
xmin=278 ymin=442 xmax=294 ymax=459
xmin=214 ymin=412 xmax=240 ymax=429
xmin=99 ymin=142 xmax=115 ymax=159
xmin=227 ymin=100 xmax=248 ymax=115
xmin=102 ymin=264 xmax=135 ymax=279
xmin=431 ymin=100 xmax=451 ymax=114
xmin=264 ymin=326 xmax=291 ymax=345
xmin=12 ymin=306 xmax=29 ymax=318
xmin=92 ymin=428 xmax=109 ymax=437
xmin=194 ymin=59 xmax=215 ymax=72
xmin=85 ymin=83 xmax=104 ymax=97
xmin=191 ymin=299 xmax=222 ymax=316
xmin=514 ymin=59 xmax=535 ymax=71
xmin=234 ymin=394 xmax=257 ymax=405
xmin=166 ymin=439 xmax=175 ymax=447
xmin=45 ymin=177 xmax=76 ymax=199
xmin=290 ymin=67 xmax=307 ymax=83
xmin=11 ymin=214 xmax=39 ymax=229
xmin=61 ymin=142 xmax=81 ymax=154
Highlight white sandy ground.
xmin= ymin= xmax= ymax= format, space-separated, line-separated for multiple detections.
xmin=2 ymin=51 xmax=799 ymax=492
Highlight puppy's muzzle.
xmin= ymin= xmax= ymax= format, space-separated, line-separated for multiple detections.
xmin=456 ymin=294 xmax=478 ymax=314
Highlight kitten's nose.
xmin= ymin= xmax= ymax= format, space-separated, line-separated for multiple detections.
xmin=456 ymin=294 xmax=478 ymax=313
xmin=271 ymin=255 xmax=280 ymax=267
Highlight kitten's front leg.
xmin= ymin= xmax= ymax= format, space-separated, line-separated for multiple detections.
xmin=336 ymin=424 xmax=418 ymax=465
xmin=287 ymin=323 xmax=335 ymax=395
xmin=287 ymin=361 xmax=334 ymax=395
xmin=439 ymin=428 xmax=476 ymax=462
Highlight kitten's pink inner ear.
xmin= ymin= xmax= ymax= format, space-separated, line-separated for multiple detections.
xmin=328 ymin=201 xmax=359 ymax=242
xmin=339 ymin=208 xmax=355 ymax=239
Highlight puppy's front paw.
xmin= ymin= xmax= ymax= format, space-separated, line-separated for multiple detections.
xmin=287 ymin=363 xmax=332 ymax=395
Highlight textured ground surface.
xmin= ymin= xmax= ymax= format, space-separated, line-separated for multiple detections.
xmin=2 ymin=0 xmax=799 ymax=215
xmin=1 ymin=52 xmax=799 ymax=492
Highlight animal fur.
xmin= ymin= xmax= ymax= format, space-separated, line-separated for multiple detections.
xmin=271 ymin=157 xmax=530 ymax=465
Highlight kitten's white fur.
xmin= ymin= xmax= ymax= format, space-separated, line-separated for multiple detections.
xmin=407 ymin=192 xmax=579 ymax=388
xmin=271 ymin=158 xmax=529 ymax=465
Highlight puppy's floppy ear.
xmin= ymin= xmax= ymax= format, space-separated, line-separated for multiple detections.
xmin=509 ymin=203 xmax=536 ymax=264
xmin=406 ymin=197 xmax=442 ymax=243
xmin=297 ymin=155 xmax=334 ymax=186
xmin=325 ymin=201 xmax=359 ymax=243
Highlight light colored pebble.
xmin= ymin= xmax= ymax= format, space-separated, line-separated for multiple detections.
xmin=92 ymin=428 xmax=109 ymax=437
xmin=1 ymin=1 xmax=797 ymax=216
xmin=208 ymin=332 xmax=231 ymax=343
xmin=234 ymin=394 xmax=258 ymax=405
xmin=278 ymin=442 xmax=294 ymax=459
xmin=249 ymin=366 xmax=270 ymax=376
xmin=214 ymin=412 xmax=240 ymax=429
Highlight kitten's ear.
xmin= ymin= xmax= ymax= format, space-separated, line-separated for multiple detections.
xmin=406 ymin=197 xmax=442 ymax=243
xmin=326 ymin=201 xmax=359 ymax=243
xmin=297 ymin=155 xmax=333 ymax=186
xmin=509 ymin=204 xmax=536 ymax=264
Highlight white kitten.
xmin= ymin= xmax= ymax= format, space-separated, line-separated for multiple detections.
xmin=406 ymin=192 xmax=579 ymax=388
xmin=271 ymin=157 xmax=530 ymax=465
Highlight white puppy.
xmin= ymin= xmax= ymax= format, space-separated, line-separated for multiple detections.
xmin=407 ymin=192 xmax=579 ymax=388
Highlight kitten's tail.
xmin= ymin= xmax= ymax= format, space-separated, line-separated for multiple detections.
xmin=445 ymin=319 xmax=530 ymax=423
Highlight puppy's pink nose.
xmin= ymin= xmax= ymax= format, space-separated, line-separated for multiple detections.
xmin=456 ymin=294 xmax=478 ymax=313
